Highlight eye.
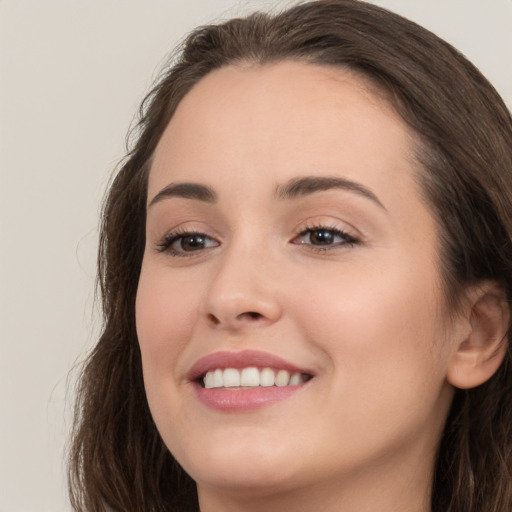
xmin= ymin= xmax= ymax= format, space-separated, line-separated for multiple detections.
xmin=157 ymin=231 xmax=219 ymax=256
xmin=291 ymin=226 xmax=358 ymax=249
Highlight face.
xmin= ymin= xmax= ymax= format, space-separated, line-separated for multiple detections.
xmin=136 ymin=62 xmax=458 ymax=502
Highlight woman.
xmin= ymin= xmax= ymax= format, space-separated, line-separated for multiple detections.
xmin=68 ymin=1 xmax=512 ymax=510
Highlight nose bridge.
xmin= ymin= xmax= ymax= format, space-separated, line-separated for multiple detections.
xmin=203 ymin=231 xmax=282 ymax=328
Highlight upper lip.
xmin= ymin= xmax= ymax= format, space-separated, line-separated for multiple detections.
xmin=187 ymin=349 xmax=315 ymax=381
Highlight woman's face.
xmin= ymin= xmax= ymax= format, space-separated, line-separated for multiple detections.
xmin=136 ymin=62 xmax=460 ymax=501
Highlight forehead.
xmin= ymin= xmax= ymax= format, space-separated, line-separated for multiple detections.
xmin=149 ymin=61 xmax=420 ymax=209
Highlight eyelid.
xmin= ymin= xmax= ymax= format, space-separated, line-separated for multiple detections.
xmin=292 ymin=217 xmax=359 ymax=239
xmin=155 ymin=226 xmax=220 ymax=257
xmin=290 ymin=221 xmax=360 ymax=249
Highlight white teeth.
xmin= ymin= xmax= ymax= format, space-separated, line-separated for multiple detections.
xmin=204 ymin=371 xmax=215 ymax=389
xmin=289 ymin=372 xmax=303 ymax=386
xmin=223 ymin=368 xmax=241 ymax=387
xmin=275 ymin=369 xmax=290 ymax=387
xmin=202 ymin=367 xmax=309 ymax=389
xmin=240 ymin=367 xmax=260 ymax=387
xmin=260 ymin=367 xmax=275 ymax=387
xmin=213 ymin=369 xmax=223 ymax=388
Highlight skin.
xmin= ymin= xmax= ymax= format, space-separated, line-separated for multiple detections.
xmin=135 ymin=62 xmax=471 ymax=512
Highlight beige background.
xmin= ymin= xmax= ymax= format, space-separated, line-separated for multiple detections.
xmin=1 ymin=1 xmax=511 ymax=510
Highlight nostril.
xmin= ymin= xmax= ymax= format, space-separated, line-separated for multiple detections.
xmin=240 ymin=311 xmax=262 ymax=320
xmin=207 ymin=313 xmax=220 ymax=325
xmin=206 ymin=310 xmax=270 ymax=327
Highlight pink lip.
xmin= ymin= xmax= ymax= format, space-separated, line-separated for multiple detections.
xmin=187 ymin=349 xmax=312 ymax=380
xmin=187 ymin=350 xmax=314 ymax=412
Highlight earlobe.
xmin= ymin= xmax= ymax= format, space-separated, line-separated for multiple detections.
xmin=447 ymin=282 xmax=510 ymax=390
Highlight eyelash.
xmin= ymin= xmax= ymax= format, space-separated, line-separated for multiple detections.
xmin=156 ymin=228 xmax=218 ymax=257
xmin=155 ymin=224 xmax=359 ymax=257
xmin=291 ymin=223 xmax=359 ymax=252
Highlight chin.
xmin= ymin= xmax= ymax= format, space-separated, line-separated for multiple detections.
xmin=174 ymin=433 xmax=302 ymax=494
xmin=189 ymin=463 xmax=301 ymax=499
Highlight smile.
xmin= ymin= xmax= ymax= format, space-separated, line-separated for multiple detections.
xmin=188 ymin=350 xmax=314 ymax=411
xmin=203 ymin=367 xmax=310 ymax=389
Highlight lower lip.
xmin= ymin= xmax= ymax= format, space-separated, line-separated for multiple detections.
xmin=193 ymin=383 xmax=305 ymax=412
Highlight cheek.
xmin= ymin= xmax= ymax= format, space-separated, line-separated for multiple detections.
xmin=289 ymin=260 xmax=453 ymax=461
xmin=294 ymin=256 xmax=450 ymax=397
xmin=135 ymin=262 xmax=202 ymax=415
xmin=136 ymin=262 xmax=198 ymax=355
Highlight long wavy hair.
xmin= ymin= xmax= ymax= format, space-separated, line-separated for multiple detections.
xmin=68 ymin=1 xmax=512 ymax=510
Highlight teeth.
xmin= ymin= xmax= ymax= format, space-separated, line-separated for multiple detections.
xmin=260 ymin=367 xmax=275 ymax=387
xmin=202 ymin=367 xmax=308 ymax=389
xmin=275 ymin=369 xmax=290 ymax=387
xmin=289 ymin=372 xmax=302 ymax=386
xmin=204 ymin=371 xmax=215 ymax=388
xmin=240 ymin=367 xmax=260 ymax=387
xmin=214 ymin=369 xmax=223 ymax=388
xmin=223 ymin=368 xmax=241 ymax=387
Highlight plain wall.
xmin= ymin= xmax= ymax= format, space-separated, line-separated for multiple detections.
xmin=1 ymin=1 xmax=510 ymax=510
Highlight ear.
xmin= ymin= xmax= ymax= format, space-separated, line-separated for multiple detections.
xmin=447 ymin=282 xmax=510 ymax=390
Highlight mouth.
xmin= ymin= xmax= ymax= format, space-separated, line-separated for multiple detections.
xmin=200 ymin=367 xmax=313 ymax=389
xmin=188 ymin=350 xmax=315 ymax=411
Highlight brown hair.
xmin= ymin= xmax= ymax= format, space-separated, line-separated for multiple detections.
xmin=68 ymin=1 xmax=512 ymax=510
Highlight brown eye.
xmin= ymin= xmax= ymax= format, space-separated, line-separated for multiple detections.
xmin=309 ymin=229 xmax=336 ymax=245
xmin=179 ymin=234 xmax=208 ymax=251
xmin=157 ymin=231 xmax=219 ymax=256
xmin=292 ymin=227 xmax=358 ymax=248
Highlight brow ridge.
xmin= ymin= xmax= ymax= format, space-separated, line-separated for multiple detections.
xmin=149 ymin=182 xmax=217 ymax=207
xmin=149 ymin=176 xmax=384 ymax=210
xmin=276 ymin=176 xmax=385 ymax=209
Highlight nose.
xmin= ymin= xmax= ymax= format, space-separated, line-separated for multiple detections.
xmin=202 ymin=241 xmax=282 ymax=331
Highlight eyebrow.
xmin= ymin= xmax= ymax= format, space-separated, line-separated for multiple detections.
xmin=148 ymin=182 xmax=217 ymax=207
xmin=148 ymin=176 xmax=385 ymax=210
xmin=276 ymin=176 xmax=386 ymax=210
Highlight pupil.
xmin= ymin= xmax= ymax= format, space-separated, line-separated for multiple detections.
xmin=182 ymin=235 xmax=204 ymax=251
xmin=311 ymin=230 xmax=333 ymax=245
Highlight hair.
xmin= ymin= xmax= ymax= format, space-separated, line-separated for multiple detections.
xmin=68 ymin=1 xmax=512 ymax=511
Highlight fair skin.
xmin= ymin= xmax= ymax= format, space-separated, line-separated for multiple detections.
xmin=135 ymin=62 xmax=505 ymax=512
